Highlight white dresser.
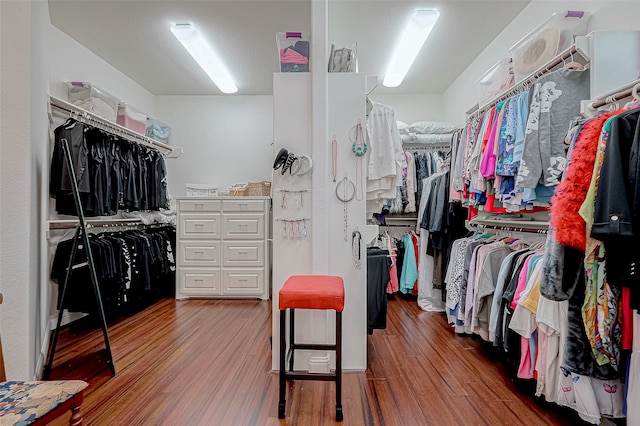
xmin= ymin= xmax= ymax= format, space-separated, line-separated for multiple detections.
xmin=176 ymin=196 xmax=270 ymax=300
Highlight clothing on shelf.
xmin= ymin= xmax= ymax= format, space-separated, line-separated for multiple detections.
xmin=397 ymin=119 xmax=458 ymax=145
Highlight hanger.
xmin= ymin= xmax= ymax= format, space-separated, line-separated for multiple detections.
xmin=624 ymin=82 xmax=640 ymax=108
xmin=563 ymin=52 xmax=584 ymax=71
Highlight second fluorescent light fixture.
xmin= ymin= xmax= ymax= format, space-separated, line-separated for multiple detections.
xmin=171 ymin=23 xmax=238 ymax=94
xmin=383 ymin=10 xmax=440 ymax=88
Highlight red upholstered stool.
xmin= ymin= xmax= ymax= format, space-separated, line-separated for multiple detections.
xmin=278 ymin=275 xmax=344 ymax=422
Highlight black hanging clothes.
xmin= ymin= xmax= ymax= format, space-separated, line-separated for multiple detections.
xmin=50 ymin=121 xmax=169 ymax=217
xmin=366 ymin=247 xmax=391 ymax=334
xmin=50 ymin=226 xmax=176 ymax=320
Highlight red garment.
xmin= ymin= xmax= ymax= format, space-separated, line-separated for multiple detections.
xmin=483 ymin=193 xmax=507 ymax=213
xmin=622 ymin=287 xmax=633 ymax=350
xmin=468 ymin=206 xmax=479 ymax=221
xmin=550 ymin=110 xmax=619 ymax=250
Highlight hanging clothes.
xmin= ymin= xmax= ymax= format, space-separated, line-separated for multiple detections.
xmin=365 ymin=101 xmax=405 ymax=214
xmin=50 ymin=119 xmax=169 ymax=217
xmin=50 ymin=226 xmax=176 ymax=318
xmin=366 ymin=247 xmax=391 ymax=334
xmin=399 ymin=233 xmax=418 ymax=295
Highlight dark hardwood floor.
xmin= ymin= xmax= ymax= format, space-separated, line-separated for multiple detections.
xmin=47 ymin=294 xmax=585 ymax=426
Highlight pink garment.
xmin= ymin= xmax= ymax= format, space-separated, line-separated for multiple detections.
xmin=280 ymin=49 xmax=309 ymax=64
xmin=479 ymin=103 xmax=505 ymax=178
xmin=536 ymin=331 xmax=549 ymax=389
xmin=388 ymin=255 xmax=399 ymax=294
xmin=511 ymin=254 xmax=534 ymax=311
xmin=517 ymin=336 xmax=534 ymax=379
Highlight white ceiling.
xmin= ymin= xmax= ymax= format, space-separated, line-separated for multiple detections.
xmin=48 ymin=0 xmax=531 ymax=96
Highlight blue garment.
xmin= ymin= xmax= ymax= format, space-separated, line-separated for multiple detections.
xmin=498 ymin=92 xmax=529 ymax=177
xmin=399 ymin=234 xmax=418 ymax=294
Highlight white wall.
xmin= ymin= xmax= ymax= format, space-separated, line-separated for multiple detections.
xmin=0 ymin=0 xmax=50 ymax=380
xmin=155 ymin=96 xmax=273 ymax=197
xmin=32 ymin=1 xmax=53 ymax=378
xmin=442 ymin=0 xmax=640 ymax=126
xmin=42 ymin=21 xmax=160 ymax=375
xmin=271 ymin=72 xmax=368 ymax=372
xmin=48 ymin=25 xmax=155 ymax=115
xmin=369 ymin=94 xmax=444 ymax=124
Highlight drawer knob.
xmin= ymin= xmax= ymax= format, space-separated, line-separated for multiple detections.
xmin=195 ymin=203 xmax=204 ymax=209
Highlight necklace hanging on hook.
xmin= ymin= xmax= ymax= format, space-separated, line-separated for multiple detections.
xmin=336 ymin=174 xmax=355 ymax=241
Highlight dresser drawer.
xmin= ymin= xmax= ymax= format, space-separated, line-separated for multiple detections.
xmin=222 ymin=269 xmax=264 ymax=295
xmin=222 ymin=214 xmax=264 ymax=239
xmin=222 ymin=199 xmax=265 ymax=212
xmin=179 ymin=214 xmax=221 ymax=239
xmin=179 ymin=199 xmax=221 ymax=212
xmin=222 ymin=241 xmax=264 ymax=267
xmin=179 ymin=241 xmax=221 ymax=267
xmin=179 ymin=268 xmax=221 ymax=296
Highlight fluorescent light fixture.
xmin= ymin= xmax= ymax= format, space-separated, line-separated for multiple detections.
xmin=170 ymin=23 xmax=238 ymax=94
xmin=383 ymin=10 xmax=440 ymax=88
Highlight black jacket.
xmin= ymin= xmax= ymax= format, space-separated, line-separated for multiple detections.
xmin=591 ymin=108 xmax=640 ymax=299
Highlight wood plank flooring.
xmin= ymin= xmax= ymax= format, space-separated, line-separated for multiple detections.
xmin=47 ymin=295 xmax=586 ymax=426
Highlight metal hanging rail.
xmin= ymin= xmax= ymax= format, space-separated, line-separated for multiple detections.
xmin=49 ymin=95 xmax=173 ymax=155
xmin=402 ymin=142 xmax=452 ymax=151
xmin=471 ymin=40 xmax=590 ymax=119
xmin=583 ymin=78 xmax=640 ymax=111
xmin=48 ymin=218 xmax=145 ymax=230
xmin=467 ymin=219 xmax=549 ymax=235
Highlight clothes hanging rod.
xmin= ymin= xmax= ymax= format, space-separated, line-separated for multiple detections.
xmin=48 ymin=218 xmax=153 ymax=230
xmin=472 ymin=42 xmax=590 ymax=118
xmin=402 ymin=143 xmax=451 ymax=151
xmin=468 ymin=220 xmax=549 ymax=235
xmin=48 ymin=95 xmax=173 ymax=155
xmin=587 ymin=78 xmax=640 ymax=110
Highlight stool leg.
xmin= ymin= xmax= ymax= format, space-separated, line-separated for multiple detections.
xmin=278 ymin=309 xmax=286 ymax=419
xmin=289 ymin=308 xmax=295 ymax=371
xmin=335 ymin=311 xmax=343 ymax=422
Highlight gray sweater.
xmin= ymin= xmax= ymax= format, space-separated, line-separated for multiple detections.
xmin=516 ymin=68 xmax=590 ymax=188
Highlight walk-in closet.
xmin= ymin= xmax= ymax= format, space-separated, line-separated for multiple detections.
xmin=2 ymin=1 xmax=640 ymax=425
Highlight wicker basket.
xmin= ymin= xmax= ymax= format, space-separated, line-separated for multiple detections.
xmin=246 ymin=181 xmax=272 ymax=196
xmin=229 ymin=184 xmax=249 ymax=196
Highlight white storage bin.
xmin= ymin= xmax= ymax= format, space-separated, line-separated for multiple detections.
xmin=66 ymin=81 xmax=120 ymax=122
xmin=510 ymin=10 xmax=591 ymax=82
xmin=116 ymin=102 xmax=147 ymax=135
xmin=477 ymin=58 xmax=515 ymax=106
xmin=145 ymin=117 xmax=172 ymax=144
xmin=186 ymin=184 xmax=219 ymax=197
